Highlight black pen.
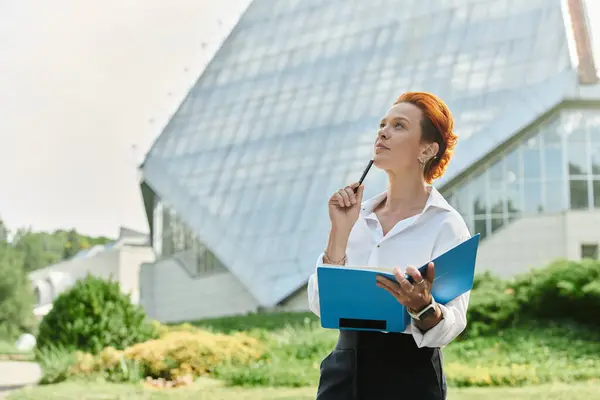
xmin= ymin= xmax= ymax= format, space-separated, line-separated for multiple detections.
xmin=354 ymin=159 xmax=373 ymax=193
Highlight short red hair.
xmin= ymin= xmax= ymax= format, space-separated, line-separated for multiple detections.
xmin=394 ymin=92 xmax=457 ymax=183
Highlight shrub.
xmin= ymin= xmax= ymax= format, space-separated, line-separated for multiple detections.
xmin=36 ymin=275 xmax=157 ymax=354
xmin=0 ymin=243 xmax=36 ymax=340
xmin=463 ymin=271 xmax=520 ymax=338
xmin=36 ymin=345 xmax=75 ymax=385
xmin=122 ymin=330 xmax=264 ymax=381
xmin=462 ymin=259 xmax=600 ymax=337
xmin=512 ymin=259 xmax=600 ymax=326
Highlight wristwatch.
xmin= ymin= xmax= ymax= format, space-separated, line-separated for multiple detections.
xmin=407 ymin=296 xmax=437 ymax=321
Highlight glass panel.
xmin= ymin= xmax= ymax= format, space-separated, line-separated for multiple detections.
xmin=568 ymin=127 xmax=588 ymax=176
xmin=543 ymin=126 xmax=565 ymax=181
xmin=474 ymin=217 xmax=488 ymax=240
xmin=523 ymin=137 xmax=541 ymax=180
xmin=594 ymin=180 xmax=600 ymax=208
xmin=544 ymin=180 xmax=566 ymax=213
xmin=591 ymin=141 xmax=600 ymax=175
xmin=491 ymin=215 xmax=504 ymax=234
xmin=504 ymin=147 xmax=522 ymax=214
xmin=488 ymin=159 xmax=505 ymax=215
xmin=470 ymin=173 xmax=487 ymax=217
xmin=453 ymin=183 xmax=470 ymax=217
xmin=570 ymin=179 xmax=589 ymax=210
xmin=524 ymin=181 xmax=543 ymax=214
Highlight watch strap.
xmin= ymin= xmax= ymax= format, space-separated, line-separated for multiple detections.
xmin=407 ymin=297 xmax=437 ymax=321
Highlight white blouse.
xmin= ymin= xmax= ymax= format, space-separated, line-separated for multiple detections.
xmin=307 ymin=185 xmax=472 ymax=348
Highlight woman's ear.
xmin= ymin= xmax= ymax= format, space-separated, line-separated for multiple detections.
xmin=421 ymin=142 xmax=439 ymax=160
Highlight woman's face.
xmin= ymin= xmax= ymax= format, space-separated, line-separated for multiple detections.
xmin=373 ymin=102 xmax=437 ymax=175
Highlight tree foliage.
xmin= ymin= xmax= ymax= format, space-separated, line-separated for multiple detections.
xmin=10 ymin=227 xmax=112 ymax=272
xmin=0 ymin=240 xmax=36 ymax=339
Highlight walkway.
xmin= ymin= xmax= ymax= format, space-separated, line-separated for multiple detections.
xmin=0 ymin=361 xmax=41 ymax=398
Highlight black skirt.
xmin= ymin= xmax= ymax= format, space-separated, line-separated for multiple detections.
xmin=316 ymin=330 xmax=446 ymax=400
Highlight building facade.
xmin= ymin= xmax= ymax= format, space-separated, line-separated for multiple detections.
xmin=138 ymin=0 xmax=600 ymax=322
xmin=30 ymin=227 xmax=154 ymax=317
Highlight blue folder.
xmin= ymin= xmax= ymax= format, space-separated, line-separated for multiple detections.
xmin=317 ymin=234 xmax=480 ymax=333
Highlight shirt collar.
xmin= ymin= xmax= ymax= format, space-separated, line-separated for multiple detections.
xmin=360 ymin=185 xmax=453 ymax=216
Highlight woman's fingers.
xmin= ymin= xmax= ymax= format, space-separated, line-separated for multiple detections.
xmin=393 ymin=267 xmax=415 ymax=293
xmin=338 ymin=188 xmax=351 ymax=207
xmin=343 ymin=186 xmax=357 ymax=205
xmin=405 ymin=265 xmax=424 ymax=284
xmin=376 ymin=276 xmax=409 ymax=305
xmin=330 ymin=182 xmax=361 ymax=208
xmin=331 ymin=192 xmax=345 ymax=208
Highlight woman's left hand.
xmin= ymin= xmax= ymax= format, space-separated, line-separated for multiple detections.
xmin=376 ymin=262 xmax=435 ymax=312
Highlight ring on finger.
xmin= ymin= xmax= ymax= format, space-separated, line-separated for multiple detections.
xmin=416 ymin=279 xmax=425 ymax=285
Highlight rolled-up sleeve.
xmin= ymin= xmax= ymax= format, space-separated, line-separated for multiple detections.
xmin=307 ymin=253 xmax=325 ymax=317
xmin=308 ymin=252 xmax=349 ymax=318
xmin=411 ymin=214 xmax=472 ymax=348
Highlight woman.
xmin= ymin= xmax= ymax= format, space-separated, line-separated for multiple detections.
xmin=307 ymin=92 xmax=472 ymax=400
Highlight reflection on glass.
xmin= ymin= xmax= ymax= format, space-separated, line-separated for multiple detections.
xmin=524 ymin=181 xmax=543 ymax=213
xmin=594 ymin=180 xmax=600 ymax=208
xmin=591 ymin=142 xmax=600 ymax=175
xmin=570 ymin=179 xmax=589 ymax=209
xmin=505 ymin=180 xmax=523 ymax=214
xmin=543 ymin=142 xmax=564 ymax=181
xmin=488 ymin=159 xmax=504 ymax=214
xmin=568 ymin=141 xmax=588 ymax=175
xmin=491 ymin=216 xmax=503 ymax=234
xmin=474 ymin=217 xmax=487 ymax=240
xmin=454 ymin=183 xmax=471 ymax=216
xmin=523 ymin=138 xmax=541 ymax=180
xmin=544 ymin=180 xmax=566 ymax=213
xmin=470 ymin=174 xmax=487 ymax=217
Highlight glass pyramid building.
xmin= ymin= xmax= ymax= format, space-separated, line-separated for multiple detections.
xmin=140 ymin=0 xmax=600 ymax=308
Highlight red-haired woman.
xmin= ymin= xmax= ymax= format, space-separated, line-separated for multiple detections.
xmin=308 ymin=92 xmax=471 ymax=400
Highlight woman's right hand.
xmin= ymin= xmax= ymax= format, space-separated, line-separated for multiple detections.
xmin=328 ymin=182 xmax=365 ymax=234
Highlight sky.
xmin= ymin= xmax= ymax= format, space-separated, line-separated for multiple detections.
xmin=0 ymin=0 xmax=598 ymax=239
xmin=0 ymin=0 xmax=250 ymax=238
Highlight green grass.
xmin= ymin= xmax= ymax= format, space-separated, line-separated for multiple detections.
xmin=0 ymin=340 xmax=34 ymax=361
xmin=7 ymin=379 xmax=600 ymax=400
xmin=207 ymin=319 xmax=600 ymax=388
xmin=186 ymin=311 xmax=318 ymax=333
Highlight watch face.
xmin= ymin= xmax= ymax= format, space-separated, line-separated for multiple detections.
xmin=420 ymin=306 xmax=436 ymax=319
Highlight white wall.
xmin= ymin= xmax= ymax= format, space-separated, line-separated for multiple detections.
xmin=476 ymin=210 xmax=600 ymax=278
xmin=29 ymin=250 xmax=121 ymax=283
xmin=118 ymin=246 xmax=155 ymax=304
xmin=139 ymin=258 xmax=259 ymax=323
xmin=277 ymin=286 xmax=310 ymax=312
xmin=29 ymin=245 xmax=154 ymax=307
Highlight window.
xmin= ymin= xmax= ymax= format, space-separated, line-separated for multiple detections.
xmin=581 ymin=243 xmax=599 ymax=260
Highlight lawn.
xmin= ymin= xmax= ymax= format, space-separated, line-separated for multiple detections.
xmin=0 ymin=340 xmax=33 ymax=361
xmin=8 ymin=379 xmax=600 ymax=400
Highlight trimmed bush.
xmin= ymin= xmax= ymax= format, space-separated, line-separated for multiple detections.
xmin=36 ymin=275 xmax=157 ymax=354
xmin=68 ymin=328 xmax=265 ymax=382
xmin=463 ymin=272 xmax=520 ymax=337
xmin=124 ymin=330 xmax=264 ymax=380
xmin=512 ymin=258 xmax=600 ymax=325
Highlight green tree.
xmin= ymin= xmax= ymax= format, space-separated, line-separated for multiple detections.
xmin=62 ymin=229 xmax=90 ymax=259
xmin=0 ymin=218 xmax=8 ymax=243
xmin=10 ymin=227 xmax=112 ymax=272
xmin=0 ymin=241 xmax=36 ymax=339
